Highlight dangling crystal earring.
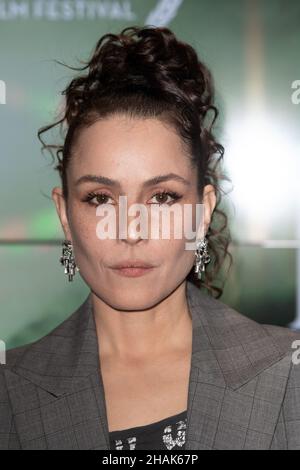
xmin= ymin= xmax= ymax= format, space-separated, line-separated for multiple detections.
xmin=60 ymin=240 xmax=80 ymax=282
xmin=194 ymin=236 xmax=210 ymax=280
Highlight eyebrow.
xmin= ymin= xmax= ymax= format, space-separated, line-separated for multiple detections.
xmin=75 ymin=173 xmax=191 ymax=188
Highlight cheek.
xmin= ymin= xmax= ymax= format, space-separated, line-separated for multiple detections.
xmin=174 ymin=241 xmax=196 ymax=281
xmin=66 ymin=206 xmax=101 ymax=260
xmin=68 ymin=203 xmax=98 ymax=240
xmin=160 ymin=238 xmax=195 ymax=268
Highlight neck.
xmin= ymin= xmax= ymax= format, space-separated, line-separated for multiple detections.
xmin=92 ymin=280 xmax=192 ymax=363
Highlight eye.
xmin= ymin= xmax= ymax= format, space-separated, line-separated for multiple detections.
xmin=82 ymin=190 xmax=183 ymax=206
xmin=82 ymin=192 xmax=114 ymax=206
xmin=149 ymin=191 xmax=182 ymax=205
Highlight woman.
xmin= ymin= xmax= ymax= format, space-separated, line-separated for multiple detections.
xmin=1 ymin=25 xmax=300 ymax=450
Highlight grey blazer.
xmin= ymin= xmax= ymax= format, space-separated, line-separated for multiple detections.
xmin=1 ymin=280 xmax=300 ymax=450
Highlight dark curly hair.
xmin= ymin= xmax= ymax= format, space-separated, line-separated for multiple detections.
xmin=38 ymin=25 xmax=233 ymax=299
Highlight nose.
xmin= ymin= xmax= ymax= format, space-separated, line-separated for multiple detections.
xmin=118 ymin=214 xmax=148 ymax=245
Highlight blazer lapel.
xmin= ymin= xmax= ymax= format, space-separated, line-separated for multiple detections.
xmin=5 ymin=280 xmax=296 ymax=450
xmin=184 ymin=281 xmax=295 ymax=450
xmin=5 ymin=293 xmax=110 ymax=449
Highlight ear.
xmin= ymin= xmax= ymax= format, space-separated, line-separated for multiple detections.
xmin=52 ymin=187 xmax=72 ymax=241
xmin=203 ymin=184 xmax=217 ymax=234
xmin=196 ymin=184 xmax=217 ymax=238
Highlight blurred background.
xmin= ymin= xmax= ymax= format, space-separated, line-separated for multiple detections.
xmin=0 ymin=0 xmax=299 ymax=349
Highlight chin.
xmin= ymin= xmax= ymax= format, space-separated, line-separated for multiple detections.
xmin=106 ymin=290 xmax=161 ymax=312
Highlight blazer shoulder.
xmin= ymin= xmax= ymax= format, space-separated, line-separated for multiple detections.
xmin=0 ymin=310 xmax=78 ymax=371
xmin=2 ymin=342 xmax=31 ymax=371
xmin=0 ymin=360 xmax=22 ymax=449
xmin=1 ymin=295 xmax=93 ymax=388
xmin=261 ymin=322 xmax=300 ymax=356
xmin=194 ymin=286 xmax=300 ymax=345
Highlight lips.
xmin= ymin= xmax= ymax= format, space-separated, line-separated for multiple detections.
xmin=110 ymin=260 xmax=156 ymax=278
xmin=111 ymin=260 xmax=155 ymax=269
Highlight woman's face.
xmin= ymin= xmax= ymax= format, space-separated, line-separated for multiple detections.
xmin=52 ymin=115 xmax=216 ymax=310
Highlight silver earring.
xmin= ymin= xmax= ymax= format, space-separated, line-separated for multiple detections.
xmin=60 ymin=240 xmax=80 ymax=282
xmin=194 ymin=236 xmax=210 ymax=280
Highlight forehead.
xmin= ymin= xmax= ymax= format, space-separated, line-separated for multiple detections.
xmin=69 ymin=115 xmax=193 ymax=181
